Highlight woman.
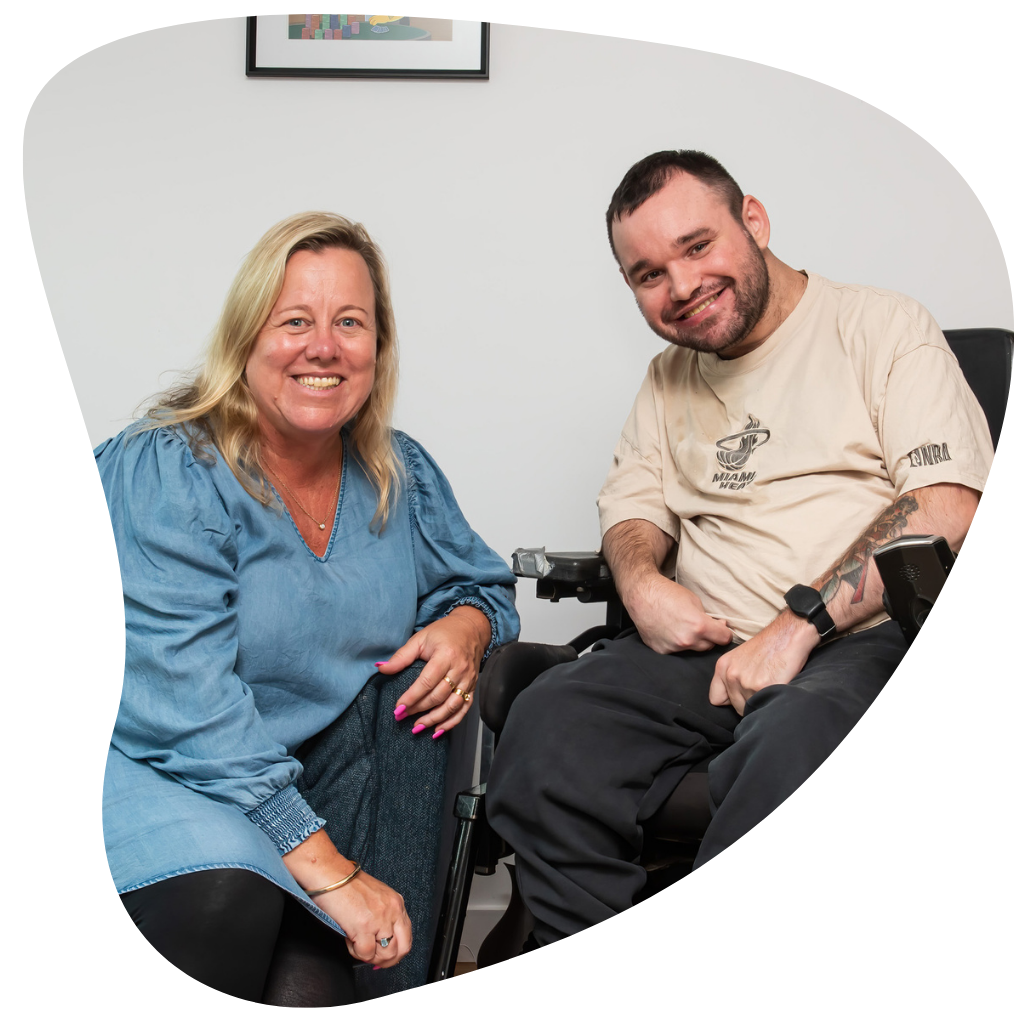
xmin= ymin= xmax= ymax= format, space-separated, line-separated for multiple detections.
xmin=96 ymin=212 xmax=519 ymax=1005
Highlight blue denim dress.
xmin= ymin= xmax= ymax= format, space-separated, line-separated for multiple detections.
xmin=95 ymin=424 xmax=518 ymax=933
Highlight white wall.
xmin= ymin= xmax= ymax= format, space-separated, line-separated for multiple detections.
xmin=26 ymin=21 xmax=1014 ymax=962
xmin=25 ymin=18 xmax=1011 ymax=646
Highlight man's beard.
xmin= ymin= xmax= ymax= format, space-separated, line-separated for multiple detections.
xmin=644 ymin=233 xmax=771 ymax=354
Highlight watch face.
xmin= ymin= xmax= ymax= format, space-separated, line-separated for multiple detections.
xmin=786 ymin=584 xmax=835 ymax=638
xmin=786 ymin=585 xmax=823 ymax=618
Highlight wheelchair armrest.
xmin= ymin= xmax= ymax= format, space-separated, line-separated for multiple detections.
xmin=478 ymin=641 xmax=578 ymax=736
xmin=512 ymin=548 xmax=617 ymax=604
xmin=510 ymin=547 xmax=633 ymax=649
xmin=874 ymin=534 xmax=954 ymax=644
xmin=512 ymin=548 xmax=610 ymax=581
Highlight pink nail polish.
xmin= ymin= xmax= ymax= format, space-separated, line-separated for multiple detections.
xmin=394 ymin=704 xmax=407 ymax=720
xmin=372 ymin=965 xmax=381 ymax=971
xmin=432 ymin=728 xmax=445 ymax=740
xmin=374 ymin=661 xmax=386 ymax=668
xmin=411 ymin=723 xmax=426 ymax=735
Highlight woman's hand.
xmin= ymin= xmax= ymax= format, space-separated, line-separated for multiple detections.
xmin=316 ymin=872 xmax=412 ymax=968
xmin=283 ymin=829 xmax=412 ymax=968
xmin=376 ymin=605 xmax=491 ymax=738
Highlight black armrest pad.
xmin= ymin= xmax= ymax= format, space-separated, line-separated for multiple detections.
xmin=512 ymin=548 xmax=610 ymax=583
xmin=478 ymin=642 xmax=578 ymax=734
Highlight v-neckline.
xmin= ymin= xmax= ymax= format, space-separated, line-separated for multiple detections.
xmin=270 ymin=436 xmax=347 ymax=562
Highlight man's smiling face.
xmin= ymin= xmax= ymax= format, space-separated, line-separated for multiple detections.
xmin=611 ymin=171 xmax=771 ymax=358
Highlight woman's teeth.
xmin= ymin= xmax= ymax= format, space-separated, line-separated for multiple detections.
xmin=296 ymin=376 xmax=341 ymax=390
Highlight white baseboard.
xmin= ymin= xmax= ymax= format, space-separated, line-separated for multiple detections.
xmin=456 ymin=860 xmax=514 ymax=961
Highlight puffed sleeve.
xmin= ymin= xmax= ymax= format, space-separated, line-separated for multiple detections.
xmin=597 ymin=355 xmax=678 ymax=542
xmin=95 ymin=426 xmax=325 ymax=854
xmin=395 ymin=432 xmax=519 ymax=657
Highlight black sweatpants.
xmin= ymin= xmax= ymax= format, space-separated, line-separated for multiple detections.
xmin=486 ymin=622 xmax=906 ymax=945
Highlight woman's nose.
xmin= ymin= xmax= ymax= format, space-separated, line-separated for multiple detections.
xmin=305 ymin=323 xmax=335 ymax=359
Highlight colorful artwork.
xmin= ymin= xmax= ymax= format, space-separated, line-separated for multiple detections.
xmin=287 ymin=16 xmax=454 ymax=41
xmin=247 ymin=16 xmax=487 ymax=78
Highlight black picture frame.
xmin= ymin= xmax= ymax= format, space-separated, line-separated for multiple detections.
xmin=245 ymin=16 xmax=489 ymax=79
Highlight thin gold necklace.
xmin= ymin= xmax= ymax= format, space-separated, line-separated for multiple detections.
xmin=266 ymin=453 xmax=343 ymax=532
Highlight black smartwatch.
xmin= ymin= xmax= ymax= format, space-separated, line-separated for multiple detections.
xmin=784 ymin=584 xmax=836 ymax=640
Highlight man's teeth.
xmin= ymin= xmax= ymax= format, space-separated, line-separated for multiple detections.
xmin=296 ymin=376 xmax=341 ymax=389
xmin=682 ymin=294 xmax=719 ymax=319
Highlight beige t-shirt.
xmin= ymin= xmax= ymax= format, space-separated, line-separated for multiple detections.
xmin=597 ymin=272 xmax=993 ymax=641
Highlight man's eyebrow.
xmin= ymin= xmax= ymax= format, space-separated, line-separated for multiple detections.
xmin=625 ymin=258 xmax=650 ymax=279
xmin=675 ymin=227 xmax=713 ymax=248
xmin=625 ymin=228 xmax=714 ymax=279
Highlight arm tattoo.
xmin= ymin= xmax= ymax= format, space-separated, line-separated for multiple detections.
xmin=818 ymin=493 xmax=919 ymax=606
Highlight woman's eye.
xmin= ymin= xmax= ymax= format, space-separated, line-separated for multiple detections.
xmin=340 ymin=317 xmax=359 ymax=328
xmin=286 ymin=318 xmax=305 ymax=327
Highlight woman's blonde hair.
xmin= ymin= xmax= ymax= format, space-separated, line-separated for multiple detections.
xmin=143 ymin=212 xmax=401 ymax=528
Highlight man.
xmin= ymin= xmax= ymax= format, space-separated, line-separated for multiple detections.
xmin=486 ymin=150 xmax=993 ymax=947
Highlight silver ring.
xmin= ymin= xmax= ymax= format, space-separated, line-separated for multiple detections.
xmin=379 ymin=936 xmax=392 ymax=948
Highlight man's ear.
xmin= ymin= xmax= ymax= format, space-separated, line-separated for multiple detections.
xmin=741 ymin=195 xmax=771 ymax=249
xmin=619 ymin=265 xmax=631 ymax=288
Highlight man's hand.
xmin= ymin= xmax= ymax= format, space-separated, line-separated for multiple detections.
xmin=629 ymin=574 xmax=734 ymax=654
xmin=708 ymin=612 xmax=820 ymax=715
xmin=602 ymin=518 xmax=732 ymax=654
xmin=707 ymin=482 xmax=981 ymax=715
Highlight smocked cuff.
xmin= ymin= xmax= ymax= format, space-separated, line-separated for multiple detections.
xmin=445 ymin=596 xmax=502 ymax=662
xmin=245 ymin=784 xmax=326 ymax=855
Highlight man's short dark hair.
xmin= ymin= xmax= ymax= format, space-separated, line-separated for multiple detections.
xmin=605 ymin=150 xmax=745 ymax=259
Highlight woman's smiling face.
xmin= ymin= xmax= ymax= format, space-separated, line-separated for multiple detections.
xmin=246 ymin=246 xmax=378 ymax=449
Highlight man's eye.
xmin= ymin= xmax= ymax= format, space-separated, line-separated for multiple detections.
xmin=641 ymin=270 xmax=662 ymax=283
xmin=692 ymin=242 xmax=709 ymax=254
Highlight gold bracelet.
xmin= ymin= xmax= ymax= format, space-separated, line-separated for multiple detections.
xmin=304 ymin=863 xmax=362 ymax=897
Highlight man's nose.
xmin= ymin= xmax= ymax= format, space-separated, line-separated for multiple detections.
xmin=666 ymin=263 xmax=700 ymax=303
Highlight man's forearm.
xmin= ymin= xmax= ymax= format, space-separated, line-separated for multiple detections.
xmin=812 ymin=482 xmax=979 ymax=633
xmin=601 ymin=519 xmax=675 ymax=605
xmin=709 ymin=482 xmax=981 ymax=713
xmin=602 ymin=518 xmax=731 ymax=653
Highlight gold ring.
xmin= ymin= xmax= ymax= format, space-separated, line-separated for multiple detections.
xmin=462 ymin=692 xmax=472 ymax=702
xmin=444 ymin=675 xmax=455 ymax=690
xmin=453 ymin=688 xmax=466 ymax=698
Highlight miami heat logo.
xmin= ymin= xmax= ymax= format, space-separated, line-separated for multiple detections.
xmin=715 ymin=416 xmax=771 ymax=470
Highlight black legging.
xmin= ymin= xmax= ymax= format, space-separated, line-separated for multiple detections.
xmin=120 ymin=868 xmax=358 ymax=1005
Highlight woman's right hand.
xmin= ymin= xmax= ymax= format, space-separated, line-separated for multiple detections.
xmin=283 ymin=829 xmax=412 ymax=968
xmin=315 ymin=870 xmax=412 ymax=968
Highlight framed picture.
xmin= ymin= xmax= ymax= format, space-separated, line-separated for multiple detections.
xmin=245 ymin=16 xmax=489 ymax=79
